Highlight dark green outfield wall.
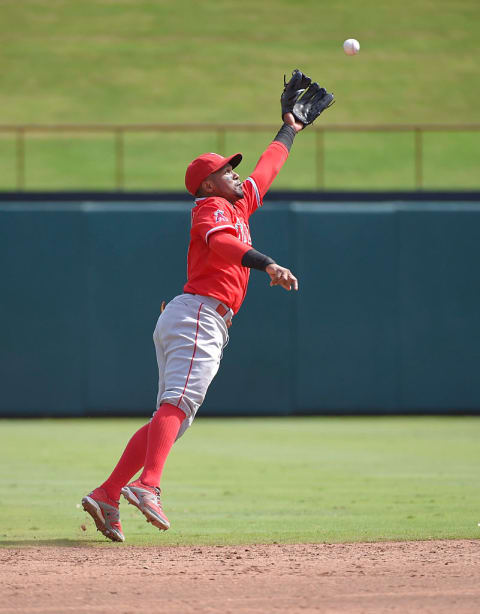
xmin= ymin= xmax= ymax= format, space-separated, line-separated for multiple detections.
xmin=1 ymin=200 xmax=480 ymax=416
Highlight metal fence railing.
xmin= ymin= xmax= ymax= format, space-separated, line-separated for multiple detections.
xmin=0 ymin=123 xmax=479 ymax=191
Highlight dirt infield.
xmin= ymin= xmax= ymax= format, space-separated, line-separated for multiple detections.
xmin=1 ymin=540 xmax=479 ymax=613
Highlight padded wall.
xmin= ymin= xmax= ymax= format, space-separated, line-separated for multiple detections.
xmin=1 ymin=200 xmax=479 ymax=416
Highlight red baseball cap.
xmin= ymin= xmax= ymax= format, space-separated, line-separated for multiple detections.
xmin=185 ymin=152 xmax=243 ymax=196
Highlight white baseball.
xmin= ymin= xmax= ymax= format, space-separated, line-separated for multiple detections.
xmin=343 ymin=38 xmax=360 ymax=56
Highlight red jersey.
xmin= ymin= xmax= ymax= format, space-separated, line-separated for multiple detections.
xmin=183 ymin=140 xmax=289 ymax=314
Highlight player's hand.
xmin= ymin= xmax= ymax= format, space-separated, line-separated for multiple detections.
xmin=283 ymin=112 xmax=304 ymax=133
xmin=266 ymin=263 xmax=299 ymax=291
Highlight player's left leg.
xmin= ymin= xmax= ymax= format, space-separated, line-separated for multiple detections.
xmin=81 ymin=422 xmax=150 ymax=542
xmin=120 ymin=303 xmax=187 ymax=531
xmin=100 ymin=422 xmax=150 ymax=500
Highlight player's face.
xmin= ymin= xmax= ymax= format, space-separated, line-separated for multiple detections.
xmin=207 ymin=164 xmax=244 ymax=203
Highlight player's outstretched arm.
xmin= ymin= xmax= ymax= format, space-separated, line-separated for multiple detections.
xmin=249 ymin=70 xmax=333 ymax=200
xmin=283 ymin=112 xmax=304 ymax=133
xmin=265 ymin=263 xmax=298 ymax=292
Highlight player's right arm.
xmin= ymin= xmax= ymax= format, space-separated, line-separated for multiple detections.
xmin=208 ymin=232 xmax=298 ymax=292
xmin=192 ymin=193 xmax=299 ymax=291
xmin=265 ymin=262 xmax=299 ymax=291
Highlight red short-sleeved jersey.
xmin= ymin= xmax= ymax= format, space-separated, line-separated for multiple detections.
xmin=183 ymin=140 xmax=289 ymax=314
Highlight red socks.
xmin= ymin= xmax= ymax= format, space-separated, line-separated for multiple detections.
xmin=101 ymin=403 xmax=185 ymax=500
xmin=101 ymin=422 xmax=150 ymax=501
xmin=140 ymin=403 xmax=185 ymax=487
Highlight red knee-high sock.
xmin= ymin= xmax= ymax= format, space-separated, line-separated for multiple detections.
xmin=140 ymin=403 xmax=185 ymax=488
xmin=101 ymin=422 xmax=150 ymax=501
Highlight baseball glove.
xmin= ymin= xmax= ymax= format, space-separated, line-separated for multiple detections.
xmin=281 ymin=69 xmax=334 ymax=127
xmin=281 ymin=69 xmax=312 ymax=117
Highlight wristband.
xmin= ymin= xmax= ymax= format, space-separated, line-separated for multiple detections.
xmin=241 ymin=249 xmax=275 ymax=271
xmin=273 ymin=123 xmax=296 ymax=152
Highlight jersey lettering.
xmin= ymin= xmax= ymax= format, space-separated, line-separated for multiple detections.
xmin=234 ymin=218 xmax=252 ymax=245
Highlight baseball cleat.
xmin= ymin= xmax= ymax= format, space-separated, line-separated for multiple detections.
xmin=81 ymin=487 xmax=125 ymax=542
xmin=121 ymin=479 xmax=170 ymax=531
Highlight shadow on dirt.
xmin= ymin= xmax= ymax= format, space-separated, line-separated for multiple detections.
xmin=0 ymin=538 xmax=106 ymax=547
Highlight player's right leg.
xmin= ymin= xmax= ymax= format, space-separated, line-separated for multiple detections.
xmin=153 ymin=293 xmax=229 ymax=429
xmin=122 ymin=294 xmax=229 ymax=532
xmin=121 ymin=403 xmax=185 ymax=530
xmin=121 ymin=477 xmax=171 ymax=531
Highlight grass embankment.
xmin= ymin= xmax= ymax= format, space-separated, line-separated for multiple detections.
xmin=0 ymin=0 xmax=479 ymax=190
xmin=1 ymin=417 xmax=479 ymax=547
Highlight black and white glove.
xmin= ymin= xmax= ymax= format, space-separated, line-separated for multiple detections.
xmin=281 ymin=69 xmax=334 ymax=127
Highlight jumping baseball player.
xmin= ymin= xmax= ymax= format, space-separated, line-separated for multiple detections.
xmin=82 ymin=70 xmax=333 ymax=542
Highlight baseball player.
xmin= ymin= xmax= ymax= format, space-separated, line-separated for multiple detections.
xmin=82 ymin=70 xmax=333 ymax=542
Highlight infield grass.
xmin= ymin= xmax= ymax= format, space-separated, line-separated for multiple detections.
xmin=1 ymin=417 xmax=479 ymax=547
xmin=0 ymin=0 xmax=479 ymax=190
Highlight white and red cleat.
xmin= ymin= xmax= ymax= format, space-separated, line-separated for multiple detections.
xmin=121 ymin=479 xmax=170 ymax=531
xmin=81 ymin=487 xmax=125 ymax=542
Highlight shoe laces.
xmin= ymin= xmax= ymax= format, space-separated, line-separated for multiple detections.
xmin=154 ymin=487 xmax=163 ymax=508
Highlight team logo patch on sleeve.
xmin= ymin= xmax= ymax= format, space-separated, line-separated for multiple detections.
xmin=213 ymin=209 xmax=229 ymax=223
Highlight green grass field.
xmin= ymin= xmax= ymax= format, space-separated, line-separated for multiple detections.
xmin=0 ymin=0 xmax=479 ymax=190
xmin=1 ymin=417 xmax=479 ymax=547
